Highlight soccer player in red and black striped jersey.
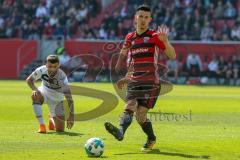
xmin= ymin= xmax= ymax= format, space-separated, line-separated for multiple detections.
xmin=105 ymin=5 xmax=176 ymax=151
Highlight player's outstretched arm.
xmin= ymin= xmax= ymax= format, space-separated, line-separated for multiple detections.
xmin=63 ymin=85 xmax=74 ymax=129
xmin=157 ymin=25 xmax=176 ymax=60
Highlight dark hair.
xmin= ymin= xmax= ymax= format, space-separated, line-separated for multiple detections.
xmin=46 ymin=55 xmax=59 ymax=64
xmin=137 ymin=4 xmax=151 ymax=12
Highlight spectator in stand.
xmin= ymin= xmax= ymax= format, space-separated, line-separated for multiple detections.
xmin=28 ymin=22 xmax=40 ymax=40
xmin=53 ymin=22 xmax=65 ymax=38
xmin=166 ymin=59 xmax=179 ymax=82
xmin=190 ymin=22 xmax=201 ymax=40
xmin=231 ymin=23 xmax=240 ymax=40
xmin=224 ymin=1 xmax=237 ymax=19
xmin=168 ymin=26 xmax=177 ymax=40
xmin=186 ymin=53 xmax=203 ymax=77
xmin=0 ymin=14 xmax=5 ymax=33
xmin=75 ymin=3 xmax=88 ymax=24
xmin=208 ymin=55 xmax=219 ymax=78
xmin=201 ymin=55 xmax=209 ymax=76
xmin=232 ymin=55 xmax=240 ymax=85
xmin=57 ymin=48 xmax=71 ymax=75
xmin=214 ymin=1 xmax=224 ymax=19
xmin=59 ymin=50 xmax=71 ymax=67
xmin=99 ymin=24 xmax=108 ymax=39
xmin=200 ymin=22 xmax=214 ymax=41
xmin=43 ymin=22 xmax=54 ymax=39
xmin=217 ymin=56 xmax=228 ymax=83
xmin=225 ymin=55 xmax=234 ymax=84
xmin=49 ymin=14 xmax=58 ymax=26
xmin=177 ymin=53 xmax=188 ymax=77
xmin=108 ymin=29 xmax=118 ymax=40
xmin=120 ymin=1 xmax=128 ymax=18
xmin=36 ymin=2 xmax=48 ymax=18
xmin=220 ymin=22 xmax=231 ymax=38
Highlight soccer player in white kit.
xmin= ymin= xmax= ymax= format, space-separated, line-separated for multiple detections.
xmin=26 ymin=55 xmax=74 ymax=133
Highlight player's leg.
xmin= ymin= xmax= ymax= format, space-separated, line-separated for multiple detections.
xmin=31 ymin=90 xmax=46 ymax=133
xmin=48 ymin=102 xmax=66 ymax=132
xmin=136 ymin=85 xmax=160 ymax=151
xmin=53 ymin=116 xmax=65 ymax=132
xmin=105 ymin=82 xmax=138 ymax=141
xmin=233 ymin=68 xmax=239 ymax=85
xmin=119 ymin=99 xmax=137 ymax=136
xmin=136 ymin=106 xmax=156 ymax=151
xmin=48 ymin=114 xmax=55 ymax=130
xmin=119 ymin=84 xmax=139 ymax=136
xmin=105 ymin=99 xmax=138 ymax=141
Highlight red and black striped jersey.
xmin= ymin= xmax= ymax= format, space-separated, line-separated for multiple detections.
xmin=124 ymin=29 xmax=166 ymax=84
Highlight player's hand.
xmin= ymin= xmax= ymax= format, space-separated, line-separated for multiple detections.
xmin=67 ymin=114 xmax=74 ymax=129
xmin=157 ymin=25 xmax=169 ymax=42
xmin=32 ymin=90 xmax=41 ymax=99
xmin=116 ymin=78 xmax=129 ymax=89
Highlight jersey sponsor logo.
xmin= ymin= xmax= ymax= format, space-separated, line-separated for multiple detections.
xmin=41 ymin=74 xmax=49 ymax=82
xmin=41 ymin=74 xmax=60 ymax=86
xmin=131 ymin=48 xmax=149 ymax=55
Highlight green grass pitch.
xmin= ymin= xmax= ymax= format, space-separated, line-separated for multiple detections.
xmin=0 ymin=80 xmax=240 ymax=160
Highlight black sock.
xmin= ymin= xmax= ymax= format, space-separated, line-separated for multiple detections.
xmin=119 ymin=111 xmax=133 ymax=136
xmin=141 ymin=120 xmax=156 ymax=141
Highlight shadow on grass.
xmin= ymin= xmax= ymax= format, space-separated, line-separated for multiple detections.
xmin=87 ymin=156 xmax=108 ymax=158
xmin=115 ymin=149 xmax=210 ymax=159
xmin=46 ymin=131 xmax=84 ymax=137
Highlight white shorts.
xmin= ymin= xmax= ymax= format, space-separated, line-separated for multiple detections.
xmin=38 ymin=85 xmax=65 ymax=118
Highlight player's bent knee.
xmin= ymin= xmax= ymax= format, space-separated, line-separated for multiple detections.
xmin=125 ymin=99 xmax=138 ymax=112
xmin=31 ymin=91 xmax=44 ymax=104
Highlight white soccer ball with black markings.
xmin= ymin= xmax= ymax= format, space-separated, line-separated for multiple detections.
xmin=84 ymin=138 xmax=104 ymax=157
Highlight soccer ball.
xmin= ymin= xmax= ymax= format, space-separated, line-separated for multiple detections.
xmin=84 ymin=138 xmax=104 ymax=157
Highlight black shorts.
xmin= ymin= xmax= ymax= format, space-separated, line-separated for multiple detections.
xmin=126 ymin=82 xmax=160 ymax=109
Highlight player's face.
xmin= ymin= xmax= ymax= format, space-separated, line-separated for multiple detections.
xmin=135 ymin=10 xmax=152 ymax=30
xmin=46 ymin=62 xmax=59 ymax=77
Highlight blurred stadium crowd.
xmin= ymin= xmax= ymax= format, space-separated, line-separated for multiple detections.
xmin=0 ymin=0 xmax=240 ymax=41
xmin=164 ymin=53 xmax=240 ymax=85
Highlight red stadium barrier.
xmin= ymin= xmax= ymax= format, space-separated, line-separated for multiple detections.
xmin=65 ymin=40 xmax=240 ymax=63
xmin=0 ymin=40 xmax=37 ymax=78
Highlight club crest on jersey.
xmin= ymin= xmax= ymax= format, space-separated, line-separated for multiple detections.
xmin=143 ymin=37 xmax=150 ymax=43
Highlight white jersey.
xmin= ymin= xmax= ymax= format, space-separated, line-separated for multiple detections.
xmin=30 ymin=65 xmax=68 ymax=91
xmin=30 ymin=66 xmax=69 ymax=114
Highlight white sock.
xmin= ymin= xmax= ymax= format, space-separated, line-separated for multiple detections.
xmin=33 ymin=103 xmax=44 ymax=125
